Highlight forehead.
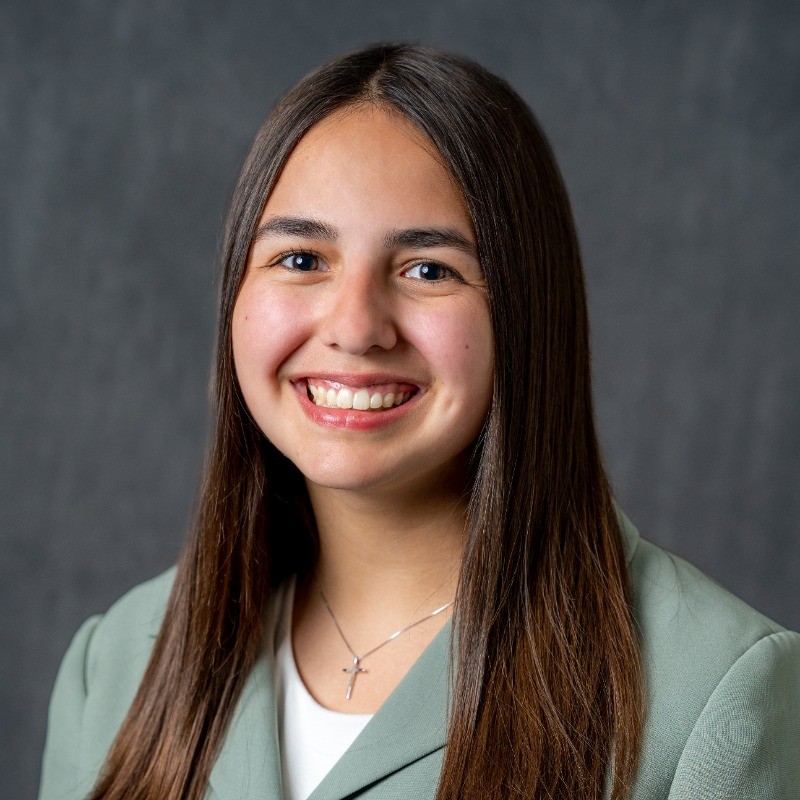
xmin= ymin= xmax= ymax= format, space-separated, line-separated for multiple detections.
xmin=262 ymin=104 xmax=473 ymax=233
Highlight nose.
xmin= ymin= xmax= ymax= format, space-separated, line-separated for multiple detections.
xmin=317 ymin=267 xmax=398 ymax=355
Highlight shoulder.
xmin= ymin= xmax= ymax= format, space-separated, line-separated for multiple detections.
xmin=625 ymin=519 xmax=786 ymax=670
xmin=84 ymin=567 xmax=175 ymax=696
xmin=618 ymin=513 xmax=800 ymax=798
xmin=39 ymin=568 xmax=176 ymax=800
xmin=84 ymin=566 xmax=176 ymax=677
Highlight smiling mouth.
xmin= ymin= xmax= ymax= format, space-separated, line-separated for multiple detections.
xmin=305 ymin=379 xmax=418 ymax=411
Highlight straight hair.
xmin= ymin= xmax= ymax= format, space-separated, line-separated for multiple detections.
xmin=90 ymin=43 xmax=643 ymax=800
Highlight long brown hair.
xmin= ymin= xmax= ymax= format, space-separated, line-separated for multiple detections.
xmin=90 ymin=43 xmax=643 ymax=800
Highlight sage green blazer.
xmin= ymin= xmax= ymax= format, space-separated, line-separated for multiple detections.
xmin=39 ymin=513 xmax=800 ymax=799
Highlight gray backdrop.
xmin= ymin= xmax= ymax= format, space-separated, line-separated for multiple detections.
xmin=2 ymin=1 xmax=799 ymax=796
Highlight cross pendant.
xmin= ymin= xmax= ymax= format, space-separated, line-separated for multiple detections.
xmin=343 ymin=655 xmax=367 ymax=700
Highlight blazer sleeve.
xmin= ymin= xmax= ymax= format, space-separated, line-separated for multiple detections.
xmin=38 ymin=614 xmax=104 ymax=800
xmin=667 ymin=630 xmax=800 ymax=800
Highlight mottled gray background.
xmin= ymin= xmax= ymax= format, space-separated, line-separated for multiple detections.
xmin=2 ymin=0 xmax=798 ymax=796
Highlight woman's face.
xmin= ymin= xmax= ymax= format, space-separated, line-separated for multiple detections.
xmin=232 ymin=105 xmax=493 ymax=497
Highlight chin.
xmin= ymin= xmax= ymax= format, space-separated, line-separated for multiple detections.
xmin=302 ymin=468 xmax=393 ymax=493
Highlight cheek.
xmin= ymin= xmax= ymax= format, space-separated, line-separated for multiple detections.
xmin=406 ymin=299 xmax=494 ymax=397
xmin=231 ymin=282 xmax=312 ymax=383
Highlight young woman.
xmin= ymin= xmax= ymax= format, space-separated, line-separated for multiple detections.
xmin=39 ymin=44 xmax=799 ymax=800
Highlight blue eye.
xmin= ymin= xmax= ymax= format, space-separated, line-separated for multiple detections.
xmin=280 ymin=252 xmax=318 ymax=271
xmin=405 ymin=262 xmax=451 ymax=281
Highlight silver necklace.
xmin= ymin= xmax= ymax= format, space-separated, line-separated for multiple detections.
xmin=316 ymin=583 xmax=454 ymax=700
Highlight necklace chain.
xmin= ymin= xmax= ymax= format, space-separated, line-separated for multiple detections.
xmin=316 ymin=581 xmax=454 ymax=700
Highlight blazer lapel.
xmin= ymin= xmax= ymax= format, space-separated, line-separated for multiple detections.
xmin=307 ymin=619 xmax=453 ymax=800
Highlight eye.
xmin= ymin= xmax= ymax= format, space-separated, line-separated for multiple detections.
xmin=404 ymin=262 xmax=458 ymax=282
xmin=276 ymin=252 xmax=322 ymax=272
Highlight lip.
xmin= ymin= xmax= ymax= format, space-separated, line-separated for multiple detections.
xmin=291 ymin=376 xmax=423 ymax=431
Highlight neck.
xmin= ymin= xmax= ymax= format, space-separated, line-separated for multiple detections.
xmin=304 ymin=479 xmax=465 ymax=623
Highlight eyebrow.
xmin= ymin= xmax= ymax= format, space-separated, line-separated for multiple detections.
xmin=253 ymin=216 xmax=337 ymax=243
xmin=253 ymin=215 xmax=478 ymax=259
xmin=384 ymin=227 xmax=477 ymax=259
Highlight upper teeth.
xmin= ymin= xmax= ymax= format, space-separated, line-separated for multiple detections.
xmin=307 ymin=383 xmax=412 ymax=410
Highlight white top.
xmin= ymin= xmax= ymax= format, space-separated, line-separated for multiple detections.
xmin=274 ymin=580 xmax=373 ymax=800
